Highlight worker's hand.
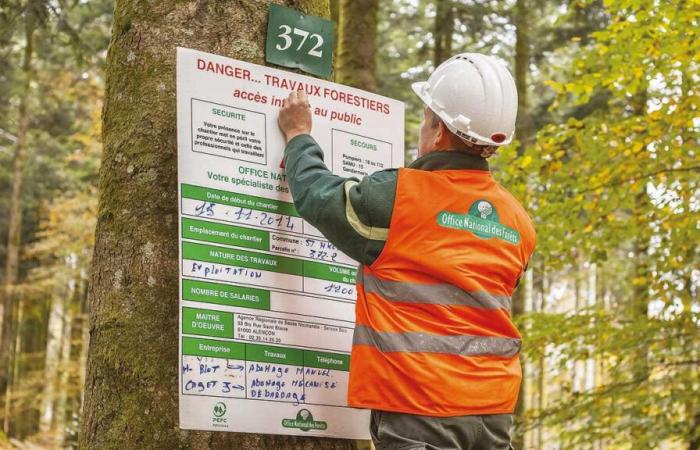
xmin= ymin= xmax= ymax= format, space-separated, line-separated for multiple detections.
xmin=278 ymin=91 xmax=313 ymax=143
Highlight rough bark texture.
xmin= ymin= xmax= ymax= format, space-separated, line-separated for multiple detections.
xmin=0 ymin=15 xmax=33 ymax=435
xmin=336 ymin=0 xmax=378 ymax=91
xmin=80 ymin=1 xmax=354 ymax=448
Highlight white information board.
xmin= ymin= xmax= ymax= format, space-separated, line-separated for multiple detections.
xmin=176 ymin=47 xmax=404 ymax=439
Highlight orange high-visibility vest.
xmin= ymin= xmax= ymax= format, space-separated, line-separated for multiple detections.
xmin=347 ymin=167 xmax=536 ymax=416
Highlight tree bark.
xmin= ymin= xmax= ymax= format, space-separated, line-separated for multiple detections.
xmin=336 ymin=0 xmax=378 ymax=91
xmin=329 ymin=0 xmax=340 ymax=63
xmin=511 ymin=0 xmax=531 ymax=444
xmin=55 ymin=295 xmax=74 ymax=446
xmin=40 ymin=279 xmax=68 ymax=434
xmin=432 ymin=0 xmax=454 ymax=67
xmin=80 ymin=1 xmax=354 ymax=448
xmin=0 ymin=12 xmax=33 ymax=436
xmin=514 ymin=0 xmax=531 ymax=154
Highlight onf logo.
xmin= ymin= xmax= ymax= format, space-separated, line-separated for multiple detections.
xmin=212 ymin=402 xmax=228 ymax=428
xmin=281 ymin=409 xmax=328 ymax=432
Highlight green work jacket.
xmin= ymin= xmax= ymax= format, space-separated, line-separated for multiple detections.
xmin=283 ymin=134 xmax=490 ymax=266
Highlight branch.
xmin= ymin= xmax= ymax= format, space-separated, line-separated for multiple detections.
xmin=659 ymin=359 xmax=700 ymax=367
xmin=0 ymin=127 xmax=18 ymax=143
xmin=577 ymin=165 xmax=700 ymax=194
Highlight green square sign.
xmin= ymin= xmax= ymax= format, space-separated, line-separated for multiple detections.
xmin=266 ymin=4 xmax=334 ymax=78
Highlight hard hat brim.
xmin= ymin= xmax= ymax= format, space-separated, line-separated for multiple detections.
xmin=411 ymin=81 xmax=431 ymax=107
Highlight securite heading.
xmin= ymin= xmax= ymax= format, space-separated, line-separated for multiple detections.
xmin=196 ymin=58 xmax=392 ymax=115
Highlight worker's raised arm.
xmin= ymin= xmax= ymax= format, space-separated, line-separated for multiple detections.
xmin=277 ymin=91 xmax=396 ymax=266
xmin=282 ymin=133 xmax=396 ymax=266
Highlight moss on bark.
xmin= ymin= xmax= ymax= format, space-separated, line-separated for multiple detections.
xmin=81 ymin=1 xmax=355 ymax=448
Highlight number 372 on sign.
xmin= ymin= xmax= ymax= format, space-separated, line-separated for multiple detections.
xmin=265 ymin=4 xmax=334 ymax=78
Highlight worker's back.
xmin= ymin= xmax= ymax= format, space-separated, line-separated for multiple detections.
xmin=348 ymin=167 xmax=536 ymax=416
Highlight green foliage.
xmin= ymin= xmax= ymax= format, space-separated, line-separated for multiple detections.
xmin=495 ymin=0 xmax=700 ymax=446
xmin=520 ymin=307 xmax=700 ymax=446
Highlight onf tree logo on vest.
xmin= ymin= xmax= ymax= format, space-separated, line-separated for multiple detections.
xmin=437 ymin=199 xmax=521 ymax=245
xmin=281 ymin=409 xmax=328 ymax=432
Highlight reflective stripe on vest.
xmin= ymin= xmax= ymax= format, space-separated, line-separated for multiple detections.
xmin=353 ymin=325 xmax=521 ymax=357
xmin=359 ymin=271 xmax=511 ymax=310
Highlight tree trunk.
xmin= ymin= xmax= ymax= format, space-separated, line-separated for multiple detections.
xmin=55 ymin=295 xmax=74 ymax=446
xmin=80 ymin=1 xmax=354 ymax=448
xmin=336 ymin=0 xmax=378 ymax=91
xmin=40 ymin=280 xmax=67 ymax=433
xmin=584 ymin=264 xmax=597 ymax=391
xmin=330 ymin=0 xmax=340 ymax=65
xmin=78 ymin=275 xmax=89 ymax=413
xmin=536 ymin=267 xmax=548 ymax=449
xmin=4 ymin=290 xmax=24 ymax=435
xmin=432 ymin=0 xmax=454 ymax=67
xmin=573 ymin=261 xmax=583 ymax=393
xmin=511 ymin=0 xmax=531 ymax=446
xmin=0 ymin=13 xmax=33 ymax=436
xmin=512 ymin=273 xmax=527 ymax=449
xmin=514 ymin=0 xmax=531 ymax=154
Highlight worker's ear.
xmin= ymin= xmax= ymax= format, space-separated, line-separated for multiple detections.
xmin=434 ymin=120 xmax=449 ymax=148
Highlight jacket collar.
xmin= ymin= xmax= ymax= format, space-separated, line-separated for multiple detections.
xmin=408 ymin=150 xmax=490 ymax=172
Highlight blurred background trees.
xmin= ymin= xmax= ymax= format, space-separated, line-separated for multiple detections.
xmin=0 ymin=0 xmax=110 ymax=446
xmin=0 ymin=0 xmax=697 ymax=448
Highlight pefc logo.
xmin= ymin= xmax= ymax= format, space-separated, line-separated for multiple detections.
xmin=213 ymin=402 xmax=226 ymax=417
xmin=212 ymin=402 xmax=228 ymax=427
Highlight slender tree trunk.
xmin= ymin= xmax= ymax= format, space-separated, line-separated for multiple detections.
xmin=514 ymin=0 xmax=531 ymax=154
xmin=573 ymin=262 xmax=584 ymax=393
xmin=432 ymin=0 xmax=453 ymax=67
xmin=512 ymin=273 xmax=528 ymax=449
xmin=40 ymin=280 xmax=67 ymax=433
xmin=78 ymin=275 xmax=89 ymax=412
xmin=690 ymin=409 xmax=700 ymax=450
xmin=0 ymin=14 xmax=33 ymax=436
xmin=511 ymin=1 xmax=531 ymax=446
xmin=535 ymin=268 xmax=547 ymax=449
xmin=330 ymin=0 xmax=340 ymax=66
xmin=56 ymin=296 xmax=74 ymax=446
xmin=336 ymin=0 xmax=379 ymax=91
xmin=585 ymin=264 xmax=597 ymax=391
xmin=513 ymin=280 xmax=529 ymax=448
xmin=80 ymin=1 xmax=354 ymax=448
xmin=525 ymin=268 xmax=535 ymax=449
xmin=4 ymin=291 xmax=24 ymax=434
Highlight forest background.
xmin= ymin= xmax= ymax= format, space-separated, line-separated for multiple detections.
xmin=0 ymin=0 xmax=697 ymax=449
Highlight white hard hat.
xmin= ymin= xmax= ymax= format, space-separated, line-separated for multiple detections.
xmin=412 ymin=53 xmax=518 ymax=147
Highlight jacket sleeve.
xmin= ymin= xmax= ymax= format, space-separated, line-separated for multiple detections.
xmin=283 ymin=134 xmax=397 ymax=266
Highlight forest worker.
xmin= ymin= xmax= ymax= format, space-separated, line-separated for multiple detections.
xmin=278 ymin=53 xmax=536 ymax=450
